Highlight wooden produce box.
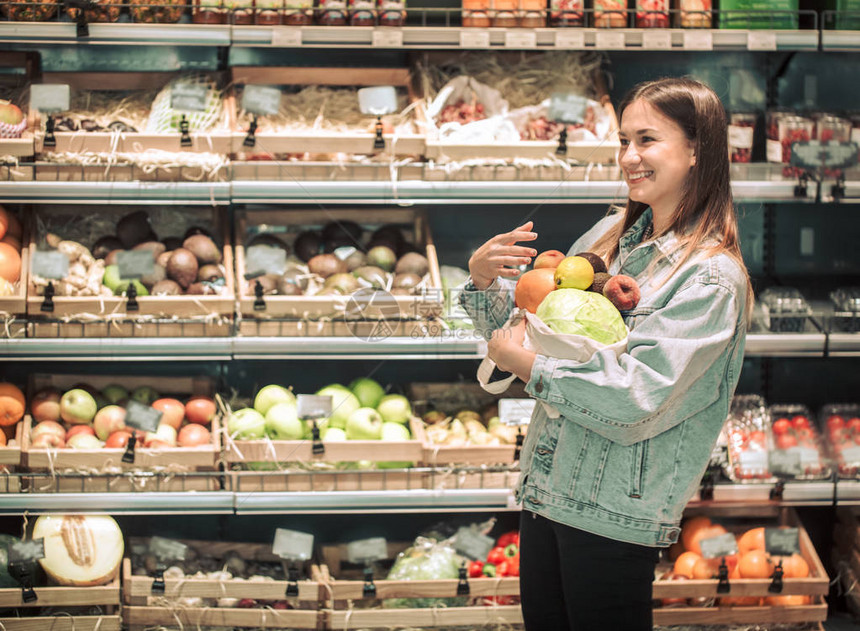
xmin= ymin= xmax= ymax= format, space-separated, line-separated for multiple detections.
xmin=22 ymin=374 xmax=221 ymax=475
xmin=0 ymin=575 xmax=121 ymax=631
xmin=0 ymin=421 xmax=24 ymax=468
xmin=320 ymin=544 xmax=521 ymax=630
xmin=235 ymin=207 xmax=442 ymax=333
xmin=0 ymin=133 xmax=34 ymax=159
xmin=230 ymin=467 xmax=427 ymax=493
xmin=409 ymin=382 xmax=528 ymax=466
xmin=424 ymin=465 xmax=520 ymax=492
xmin=26 ymin=205 xmax=235 ymax=338
xmin=32 ymin=72 xmax=232 ymax=157
xmin=229 ymin=67 xmax=425 ymax=159
xmin=123 ymin=539 xmax=322 ymax=630
xmin=224 ymin=417 xmax=425 ymax=466
xmin=652 ymin=508 xmax=828 ymax=626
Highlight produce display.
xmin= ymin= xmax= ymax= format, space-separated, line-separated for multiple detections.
xmin=129 ymin=0 xmax=186 ymax=22
xmin=759 ymin=286 xmax=812 ymax=333
xmin=725 ymin=394 xmax=773 ymax=482
xmin=65 ymin=0 xmax=124 ymax=22
xmin=0 ymin=205 xmax=24 ymax=292
xmin=768 ymin=404 xmax=829 ymax=479
xmin=822 ymin=403 xmax=860 ymax=478
xmin=422 ymin=406 xmax=520 ymax=448
xmin=33 ymin=514 xmax=124 ymax=586
xmin=0 ymin=99 xmax=27 ymax=139
xmin=0 ymin=0 xmax=58 ymax=21
xmin=466 ymin=529 xmax=521 ymax=591
xmin=0 ymin=382 xmax=24 ymax=449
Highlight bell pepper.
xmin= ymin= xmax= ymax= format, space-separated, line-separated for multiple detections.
xmin=487 ymin=546 xmax=507 ymax=566
xmin=468 ymin=560 xmax=484 ymax=578
xmin=505 ymin=556 xmax=520 ymax=577
xmin=497 ymin=531 xmax=519 ymax=548
xmin=496 ymin=560 xmax=510 ymax=577
xmin=503 ymin=543 xmax=519 ymax=558
xmin=482 ymin=563 xmax=497 ymax=578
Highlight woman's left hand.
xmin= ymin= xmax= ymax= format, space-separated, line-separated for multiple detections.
xmin=488 ymin=320 xmax=536 ymax=382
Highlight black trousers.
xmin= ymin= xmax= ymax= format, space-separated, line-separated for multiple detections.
xmin=519 ymin=510 xmax=659 ymax=631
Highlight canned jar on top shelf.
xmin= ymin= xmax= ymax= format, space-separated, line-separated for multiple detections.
xmin=679 ymin=0 xmax=711 ymax=26
xmin=550 ymin=0 xmax=583 ymax=25
xmin=350 ymin=0 xmax=376 ymax=25
xmin=378 ymin=0 xmax=405 ymax=26
xmin=193 ymin=0 xmax=226 ymax=23
xmin=227 ymin=0 xmax=254 ymax=23
xmin=318 ymin=0 xmax=348 ymax=24
xmin=635 ymin=0 xmax=669 ymax=27
xmin=283 ymin=0 xmax=312 ymax=24
xmin=254 ymin=0 xmax=281 ymax=24
xmin=594 ymin=0 xmax=627 ymax=27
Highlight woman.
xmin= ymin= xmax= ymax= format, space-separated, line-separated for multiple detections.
xmin=460 ymin=77 xmax=754 ymax=630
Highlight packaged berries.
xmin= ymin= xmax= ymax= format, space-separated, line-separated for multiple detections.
xmin=725 ymin=395 xmax=774 ymax=482
xmin=768 ymin=404 xmax=829 ymax=479
xmin=821 ymin=403 xmax=860 ymax=478
xmin=760 ymin=287 xmax=812 ymax=333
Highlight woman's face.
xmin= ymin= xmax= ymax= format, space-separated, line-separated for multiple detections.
xmin=618 ymin=99 xmax=696 ymax=219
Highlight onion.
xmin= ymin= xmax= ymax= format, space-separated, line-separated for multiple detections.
xmin=33 ymin=514 xmax=123 ymax=586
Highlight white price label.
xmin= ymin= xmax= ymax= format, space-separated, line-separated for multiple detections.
xmin=642 ymin=30 xmax=672 ymax=50
xmin=841 ymin=446 xmax=860 ymax=465
xmin=505 ymin=30 xmax=537 ymax=48
xmin=149 ymin=537 xmax=188 ymax=562
xmin=460 ymin=30 xmax=490 ymax=48
xmin=683 ymin=30 xmax=713 ymax=50
xmin=799 ymin=447 xmax=820 ymax=467
xmin=30 ymin=84 xmax=70 ymax=113
xmin=766 ymin=138 xmax=783 ymax=163
xmin=738 ymin=449 xmax=769 ymax=469
xmin=499 ymin=399 xmax=536 ymax=426
xmin=372 ymin=29 xmax=404 ymax=47
xmin=851 ymin=127 xmax=860 ymax=144
xmin=244 ymin=244 xmax=287 ymax=279
xmin=595 ymin=30 xmax=626 ymax=50
xmin=347 ymin=537 xmax=388 ymax=564
xmin=554 ymin=29 xmax=585 ymax=48
xmin=32 ymin=251 xmax=69 ymax=280
xmin=747 ymin=31 xmax=777 ymax=51
xmin=243 ymin=85 xmax=282 ymax=116
xmin=453 ymin=527 xmax=494 ymax=561
xmin=728 ymin=125 xmax=754 ymax=149
xmin=271 ymin=27 xmax=303 ymax=47
xmin=117 ymin=250 xmax=155 ymax=280
xmin=765 ymin=527 xmax=800 ymax=556
xmin=273 ymin=528 xmax=314 ymax=561
xmin=297 ymin=394 xmax=332 ymax=420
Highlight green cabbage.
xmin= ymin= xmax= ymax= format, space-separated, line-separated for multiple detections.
xmin=536 ymin=288 xmax=627 ymax=345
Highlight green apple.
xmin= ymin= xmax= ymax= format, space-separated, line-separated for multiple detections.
xmin=349 ymin=377 xmax=385 ymax=409
xmin=345 ymin=407 xmax=383 ymax=440
xmin=100 ymin=384 xmax=128 ymax=405
xmin=316 ymin=384 xmax=360 ymax=430
xmin=254 ymin=384 xmax=296 ymax=416
xmin=381 ymin=421 xmax=411 ymax=441
xmin=60 ymin=389 xmax=98 ymax=425
xmin=265 ymin=401 xmax=303 ymax=440
xmin=303 ymin=418 xmax=329 ymax=440
xmin=377 ymin=394 xmax=411 ymax=425
xmin=130 ymin=386 xmax=159 ymax=406
xmin=321 ymin=427 xmax=347 ymax=442
xmin=228 ymin=407 xmax=266 ymax=439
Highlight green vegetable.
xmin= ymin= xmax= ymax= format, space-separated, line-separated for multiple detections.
xmin=536 ymin=288 xmax=627 ymax=345
xmin=384 ymin=537 xmax=468 ymax=608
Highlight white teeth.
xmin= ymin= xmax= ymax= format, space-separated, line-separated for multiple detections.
xmin=627 ymin=171 xmax=654 ymax=182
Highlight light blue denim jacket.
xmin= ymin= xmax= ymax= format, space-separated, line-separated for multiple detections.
xmin=460 ymin=208 xmax=747 ymax=547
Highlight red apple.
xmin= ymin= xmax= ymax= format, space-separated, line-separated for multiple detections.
xmin=772 ymin=418 xmax=791 ymax=435
xmin=105 ymin=431 xmax=133 ymax=449
xmin=30 ymin=387 xmax=62 ymax=423
xmin=177 ymin=423 xmax=211 ymax=447
xmin=31 ymin=433 xmax=65 ymax=449
xmin=152 ymin=398 xmax=185 ymax=430
xmin=185 ymin=396 xmax=216 ymax=425
xmin=93 ymin=405 xmax=127 ymax=441
xmin=533 ymin=250 xmax=565 ymax=270
xmin=66 ymin=424 xmax=96 ymax=441
xmin=828 ymin=415 xmax=846 ymax=432
xmin=792 ymin=415 xmax=810 ymax=430
xmin=67 ymin=433 xmax=102 ymax=449
xmin=31 ymin=420 xmax=66 ymax=448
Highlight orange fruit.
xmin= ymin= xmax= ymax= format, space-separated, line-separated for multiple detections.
xmin=764 ymin=595 xmax=810 ymax=606
xmin=0 ymin=383 xmax=25 ymax=426
xmin=680 ymin=516 xmax=712 ymax=551
xmin=0 ymin=206 xmax=7 ymax=241
xmin=0 ymin=242 xmax=21 ymax=283
xmin=738 ymin=527 xmax=766 ymax=555
xmin=691 ymin=557 xmax=718 ymax=579
xmin=0 ymin=234 xmax=20 ymax=252
xmin=738 ymin=550 xmax=774 ymax=579
xmin=0 ymin=207 xmax=20 ymax=241
xmin=673 ymin=551 xmax=702 ymax=579
xmin=775 ymin=553 xmax=809 ymax=579
xmin=688 ymin=524 xmax=728 ymax=556
xmin=515 ymin=268 xmax=557 ymax=314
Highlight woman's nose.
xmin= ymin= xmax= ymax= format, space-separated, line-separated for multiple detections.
xmin=620 ymin=143 xmax=640 ymax=167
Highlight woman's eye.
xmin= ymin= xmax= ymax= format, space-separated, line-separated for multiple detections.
xmin=619 ymin=138 xmax=630 ymax=147
xmin=640 ymin=136 xmax=655 ymax=143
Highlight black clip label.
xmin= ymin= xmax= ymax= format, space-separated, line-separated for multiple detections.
xmin=44 ymin=115 xmax=57 ymax=147
xmin=126 ymin=282 xmax=139 ymax=312
xmin=311 ymin=421 xmax=325 ymax=456
xmin=556 ymin=127 xmax=568 ymax=156
xmin=769 ymin=561 xmax=784 ymax=593
xmin=253 ymin=280 xmax=266 ymax=311
xmin=286 ymin=563 xmax=300 ymax=597
xmin=179 ymin=115 xmax=192 ymax=147
xmin=122 ymin=438 xmax=136 ymax=464
xmin=699 ymin=471 xmax=714 ymax=501
xmin=716 ymin=559 xmax=730 ymax=594
xmin=769 ymin=479 xmax=786 ymax=501
xmin=362 ymin=566 xmax=377 ymax=598
xmin=373 ymin=117 xmax=385 ymax=150
xmin=151 ymin=569 xmax=165 ymax=594
xmin=457 ymin=565 xmax=470 ymax=596
xmin=514 ymin=429 xmax=524 ymax=461
xmin=40 ymin=282 xmax=55 ymax=313
xmin=244 ymin=117 xmax=258 ymax=148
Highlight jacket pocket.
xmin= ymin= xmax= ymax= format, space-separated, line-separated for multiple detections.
xmin=628 ymin=439 xmax=648 ymax=499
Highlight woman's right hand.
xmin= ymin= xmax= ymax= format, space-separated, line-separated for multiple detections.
xmin=468 ymin=221 xmax=538 ymax=290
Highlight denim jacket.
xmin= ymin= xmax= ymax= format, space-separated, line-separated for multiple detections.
xmin=460 ymin=208 xmax=747 ymax=547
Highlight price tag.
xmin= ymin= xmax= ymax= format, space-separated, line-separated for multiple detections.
xmin=765 ymin=527 xmax=800 ymax=556
xmin=273 ymin=528 xmax=314 ymax=561
xmin=125 ymin=400 xmax=163 ymax=433
xmin=642 ymin=30 xmax=672 ymax=50
xmin=372 ymin=29 xmax=404 ymax=47
xmin=460 ymin=30 xmax=490 ymax=48
xmin=347 ymin=537 xmax=388 ymax=564
xmin=30 ymin=84 xmax=70 ymax=113
xmin=595 ymin=30 xmax=626 ymax=50
xmin=117 ymin=250 xmax=155 ymax=280
xmin=799 ymin=447 xmax=820 ymax=468
xmin=791 ymin=141 xmax=860 ymax=169
xmin=683 ymin=30 xmax=713 ymax=50
xmin=766 ymin=138 xmax=783 ymax=163
xmin=851 ymin=128 xmax=860 ymax=144
xmin=554 ymin=29 xmax=585 ymax=48
xmin=728 ymin=124 xmax=754 ymax=149
xmin=499 ymin=399 xmax=536 ymax=427
xmin=271 ymin=27 xmax=303 ymax=47
xmin=453 ymin=527 xmax=494 ymax=561
xmin=738 ymin=450 xmax=769 ymax=469
xmin=244 ymin=244 xmax=287 ymax=279
xmin=699 ymin=532 xmax=739 ymax=559
xmin=7 ymin=539 xmax=45 ymax=564
xmin=548 ymin=93 xmax=589 ymax=125
xmin=243 ymin=85 xmax=282 ymax=116
xmin=297 ymin=395 xmax=332 ymax=420
xmin=170 ymin=83 xmax=208 ymax=113
xmin=769 ymin=448 xmax=802 ymax=476
xmin=31 ymin=251 xmax=69 ymax=280
xmin=841 ymin=446 xmax=860 ymax=465
xmin=505 ymin=30 xmax=537 ymax=48
xmin=149 ymin=537 xmax=188 ymax=562
xmin=747 ymin=31 xmax=777 ymax=51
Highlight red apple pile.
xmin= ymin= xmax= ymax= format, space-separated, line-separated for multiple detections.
xmin=29 ymin=384 xmax=216 ymax=452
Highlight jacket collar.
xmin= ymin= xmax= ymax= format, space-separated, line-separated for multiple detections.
xmin=619 ymin=208 xmax=685 ymax=266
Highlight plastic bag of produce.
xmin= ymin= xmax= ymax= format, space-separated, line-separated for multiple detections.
xmin=477 ymin=299 xmax=627 ymax=418
xmin=383 ymin=536 xmax=468 ymax=608
xmin=506 ymin=97 xmax=612 ymax=143
xmin=426 ymin=76 xmax=518 ymax=143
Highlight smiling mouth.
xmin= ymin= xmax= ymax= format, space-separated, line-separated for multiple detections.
xmin=626 ymin=170 xmax=654 ymax=184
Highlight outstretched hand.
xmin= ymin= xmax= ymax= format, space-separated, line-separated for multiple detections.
xmin=468 ymin=221 xmax=538 ymax=290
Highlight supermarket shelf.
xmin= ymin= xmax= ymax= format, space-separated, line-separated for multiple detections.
xmin=837 ymin=481 xmax=860 ymax=503
xmin=820 ymin=176 xmax=860 ymax=203
xmin=692 ymin=482 xmax=835 ymax=505
xmin=0 ymin=21 xmax=231 ymax=46
xmin=828 ymin=332 xmax=860 ymax=356
xmin=0 ymin=337 xmax=233 ymax=361
xmin=0 ymin=492 xmax=235 ymax=514
xmin=232 ymin=336 xmax=487 ymax=360
xmin=0 ymin=181 xmax=231 ymax=205
xmin=821 ymin=29 xmax=860 ymax=50
xmin=234 ymin=488 xmax=518 ymax=514
xmin=745 ymin=332 xmax=827 ymax=356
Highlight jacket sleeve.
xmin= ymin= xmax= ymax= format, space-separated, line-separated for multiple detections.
xmin=524 ymin=277 xmax=742 ymax=446
xmin=459 ymin=277 xmax=517 ymax=335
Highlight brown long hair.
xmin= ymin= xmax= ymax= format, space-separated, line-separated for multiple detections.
xmin=590 ymin=77 xmax=754 ymax=320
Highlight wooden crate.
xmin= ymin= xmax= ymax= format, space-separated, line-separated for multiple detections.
xmin=0 ymin=133 xmax=34 ymax=159
xmin=22 ymin=374 xmax=221 ymax=472
xmin=0 ymin=421 xmax=23 ymax=467
xmin=123 ymin=539 xmax=322 ymax=630
xmin=0 ymin=574 xmax=121 ymax=631
xmin=32 ymin=72 xmax=232 ymax=157
xmin=0 ymin=208 xmax=29 ymax=323
xmin=652 ymin=508 xmax=828 ymax=626
xmin=230 ymin=468 xmax=427 ymax=493
xmin=235 ymin=208 xmax=442 ymax=324
xmin=229 ymin=67 xmax=425 ymax=159
xmin=408 ymin=382 xmax=528 ymax=466
xmin=424 ymin=466 xmax=519 ymax=491
xmin=224 ymin=417 xmax=424 ymax=465
xmin=237 ymin=317 xmax=444 ymax=338
xmin=26 ymin=205 xmax=235 ymax=336
xmin=34 ymin=162 xmax=230 ymax=183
